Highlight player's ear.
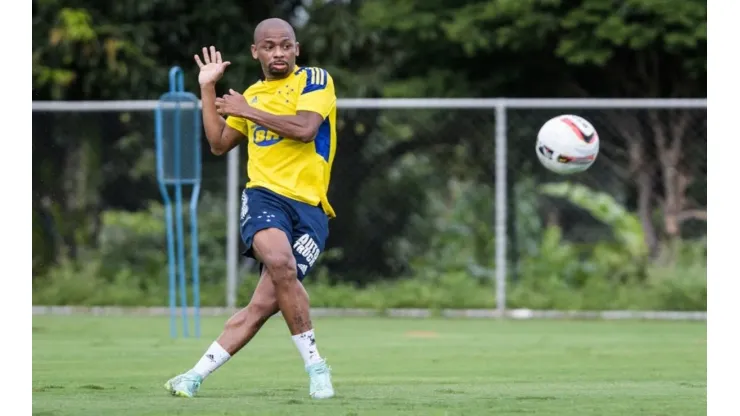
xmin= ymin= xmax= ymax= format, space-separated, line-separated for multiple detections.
xmin=295 ymin=42 xmax=300 ymax=57
xmin=250 ymin=44 xmax=258 ymax=60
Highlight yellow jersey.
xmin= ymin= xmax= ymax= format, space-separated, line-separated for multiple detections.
xmin=225 ymin=66 xmax=338 ymax=218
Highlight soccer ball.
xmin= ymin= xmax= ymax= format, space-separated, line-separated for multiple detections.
xmin=535 ymin=114 xmax=599 ymax=174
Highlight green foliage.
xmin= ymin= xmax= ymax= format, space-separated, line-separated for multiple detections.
xmin=33 ymin=258 xmax=706 ymax=311
xmin=527 ymin=182 xmax=648 ymax=285
xmin=357 ymin=0 xmax=706 ymax=97
xmin=394 ymin=179 xmax=496 ymax=281
xmin=96 ymin=193 xmax=231 ymax=287
xmin=32 ymin=0 xmax=707 ymax=298
xmin=33 ymin=189 xmax=706 ymax=311
xmin=508 ymin=224 xmax=702 ymax=310
xmin=540 ymin=181 xmax=648 ymax=257
xmin=559 ymin=0 xmax=706 ymax=74
xmin=33 ymin=0 xmax=300 ymax=100
xmin=33 ymin=258 xmax=166 ymax=306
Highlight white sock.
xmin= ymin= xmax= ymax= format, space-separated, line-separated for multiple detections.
xmin=292 ymin=329 xmax=323 ymax=366
xmin=191 ymin=341 xmax=231 ymax=379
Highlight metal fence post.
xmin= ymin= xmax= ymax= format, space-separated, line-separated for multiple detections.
xmin=31 ymin=98 xmax=707 ymax=317
xmin=226 ymin=145 xmax=240 ymax=310
xmin=494 ymin=101 xmax=508 ymax=316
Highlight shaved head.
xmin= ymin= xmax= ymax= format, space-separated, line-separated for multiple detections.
xmin=251 ymin=18 xmax=300 ymax=80
xmin=253 ymin=18 xmax=296 ymax=44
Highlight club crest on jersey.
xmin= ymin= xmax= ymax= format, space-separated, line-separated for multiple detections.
xmin=252 ymin=125 xmax=283 ymax=147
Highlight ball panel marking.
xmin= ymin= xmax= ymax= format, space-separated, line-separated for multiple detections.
xmin=560 ymin=117 xmax=597 ymax=144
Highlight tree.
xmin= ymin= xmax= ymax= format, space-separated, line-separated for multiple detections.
xmin=32 ymin=0 xmax=707 ymax=282
xmin=32 ymin=0 xmax=304 ymax=268
xmin=357 ymin=0 xmax=707 ymax=255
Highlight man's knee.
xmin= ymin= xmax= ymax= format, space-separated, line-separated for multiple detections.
xmin=262 ymin=251 xmax=297 ymax=284
xmin=253 ymin=228 xmax=298 ymax=284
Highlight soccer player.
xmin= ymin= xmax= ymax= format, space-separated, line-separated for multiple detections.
xmin=164 ymin=18 xmax=337 ymax=400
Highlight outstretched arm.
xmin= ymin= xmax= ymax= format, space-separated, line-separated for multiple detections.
xmin=201 ymin=85 xmax=245 ymax=155
xmin=194 ymin=47 xmax=245 ymax=155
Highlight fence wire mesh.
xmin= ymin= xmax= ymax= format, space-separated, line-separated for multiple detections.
xmin=32 ymin=100 xmax=707 ymax=310
xmin=506 ymin=108 xmax=707 ymax=266
xmin=32 ymin=110 xmax=227 ymax=290
xmin=233 ymin=108 xmax=500 ymax=284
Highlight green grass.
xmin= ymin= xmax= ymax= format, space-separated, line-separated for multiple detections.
xmin=32 ymin=315 xmax=706 ymax=416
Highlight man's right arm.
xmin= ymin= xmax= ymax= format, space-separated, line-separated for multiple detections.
xmin=201 ymin=83 xmax=244 ymax=156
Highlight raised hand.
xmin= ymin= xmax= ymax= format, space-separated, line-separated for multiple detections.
xmin=194 ymin=46 xmax=231 ymax=86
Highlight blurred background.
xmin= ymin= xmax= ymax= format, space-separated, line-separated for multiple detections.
xmin=32 ymin=0 xmax=706 ymax=313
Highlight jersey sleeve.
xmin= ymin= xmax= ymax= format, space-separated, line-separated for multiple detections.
xmin=225 ymin=115 xmax=247 ymax=135
xmin=296 ymin=68 xmax=336 ymax=119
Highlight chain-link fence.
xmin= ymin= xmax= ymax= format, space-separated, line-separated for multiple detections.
xmin=32 ymin=99 xmax=707 ymax=310
xmin=506 ymin=106 xmax=707 ymax=255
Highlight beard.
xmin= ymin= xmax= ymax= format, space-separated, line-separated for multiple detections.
xmin=266 ymin=61 xmax=291 ymax=78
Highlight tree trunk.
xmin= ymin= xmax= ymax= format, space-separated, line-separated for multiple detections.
xmin=650 ymin=110 xmax=695 ymax=242
xmin=605 ymin=109 xmax=661 ymax=257
xmin=635 ymin=168 xmax=658 ymax=257
xmin=618 ymin=112 xmax=659 ymax=258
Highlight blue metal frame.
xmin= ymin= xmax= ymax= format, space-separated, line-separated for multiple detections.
xmin=155 ymin=66 xmax=202 ymax=338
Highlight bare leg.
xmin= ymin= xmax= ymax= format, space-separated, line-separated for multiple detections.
xmin=251 ymin=228 xmax=328 ymax=374
xmin=186 ymin=270 xmax=278 ymax=381
xmin=216 ymin=267 xmax=312 ymax=354
xmin=164 ymin=266 xmax=306 ymax=397
xmin=216 ymin=270 xmax=279 ymax=355
xmin=166 ymin=227 xmax=334 ymax=399
xmin=251 ymin=228 xmax=312 ymax=335
xmin=186 ymin=229 xmax=316 ymax=382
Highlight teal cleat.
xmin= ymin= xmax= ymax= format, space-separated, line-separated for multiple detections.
xmin=306 ymin=359 xmax=335 ymax=399
xmin=164 ymin=371 xmax=203 ymax=398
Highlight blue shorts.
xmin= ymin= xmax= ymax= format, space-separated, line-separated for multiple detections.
xmin=239 ymin=187 xmax=329 ymax=281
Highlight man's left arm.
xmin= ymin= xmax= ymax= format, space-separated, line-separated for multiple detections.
xmin=221 ymin=68 xmax=336 ymax=143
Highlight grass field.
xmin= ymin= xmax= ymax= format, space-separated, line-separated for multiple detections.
xmin=32 ymin=315 xmax=706 ymax=416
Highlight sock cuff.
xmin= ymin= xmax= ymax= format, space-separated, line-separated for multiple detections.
xmin=291 ymin=329 xmax=315 ymax=341
xmin=212 ymin=341 xmax=231 ymax=358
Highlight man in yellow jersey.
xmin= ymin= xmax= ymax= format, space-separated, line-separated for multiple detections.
xmin=164 ymin=18 xmax=336 ymax=400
